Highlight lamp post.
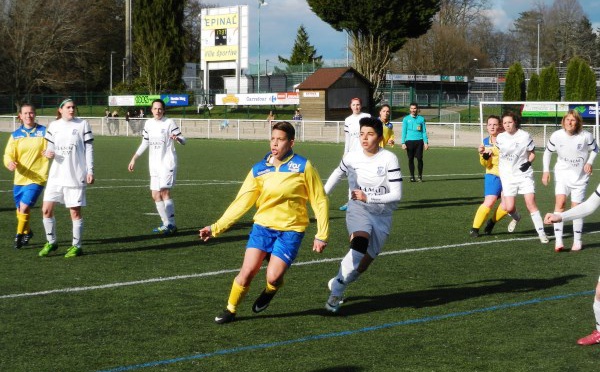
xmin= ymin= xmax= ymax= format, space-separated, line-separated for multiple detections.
xmin=265 ymin=59 xmax=269 ymax=92
xmin=110 ymin=51 xmax=116 ymax=95
xmin=257 ymin=0 xmax=268 ymax=93
xmin=536 ymin=20 xmax=541 ymax=74
xmin=122 ymin=58 xmax=126 ymax=83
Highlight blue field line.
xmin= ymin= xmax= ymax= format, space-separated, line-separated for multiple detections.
xmin=97 ymin=289 xmax=594 ymax=372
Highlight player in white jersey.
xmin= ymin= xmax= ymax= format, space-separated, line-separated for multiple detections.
xmin=496 ymin=112 xmax=548 ymax=243
xmin=128 ymin=99 xmax=186 ymax=235
xmin=323 ymin=117 xmax=402 ymax=313
xmin=38 ymin=98 xmax=94 ymax=258
xmin=544 ymin=186 xmax=600 ymax=346
xmin=542 ymin=110 xmax=598 ymax=252
xmin=339 ymin=97 xmax=371 ymax=211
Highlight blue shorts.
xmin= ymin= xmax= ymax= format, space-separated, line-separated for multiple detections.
xmin=246 ymin=224 xmax=305 ymax=266
xmin=13 ymin=184 xmax=44 ymax=208
xmin=484 ymin=174 xmax=502 ymax=197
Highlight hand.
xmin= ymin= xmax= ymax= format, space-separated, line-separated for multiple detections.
xmin=43 ymin=150 xmax=55 ymax=159
xmin=86 ymin=174 xmax=95 ymax=185
xmin=544 ymin=212 xmax=562 ymax=224
xmin=584 ymin=163 xmax=593 ymax=175
xmin=387 ymin=139 xmax=395 ymax=146
xmin=351 ymin=189 xmax=366 ymax=202
xmin=401 ymin=144 xmax=407 ymax=150
xmin=7 ymin=161 xmax=17 ymax=171
xmin=478 ymin=145 xmax=485 ymax=154
xmin=199 ymin=226 xmax=212 ymax=241
xmin=424 ymin=143 xmax=430 ymax=151
xmin=519 ymin=161 xmax=532 ymax=172
xmin=541 ymin=172 xmax=550 ymax=186
xmin=128 ymin=159 xmax=135 ymax=172
xmin=312 ymin=239 xmax=327 ymax=253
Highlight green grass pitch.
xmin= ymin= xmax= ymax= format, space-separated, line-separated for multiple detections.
xmin=2 ymin=134 xmax=600 ymax=371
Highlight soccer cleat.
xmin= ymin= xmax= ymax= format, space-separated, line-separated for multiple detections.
xmin=539 ymin=234 xmax=549 ymax=244
xmin=214 ymin=309 xmax=236 ymax=324
xmin=469 ymin=228 xmax=479 ymax=238
xmin=252 ymin=289 xmax=276 ymax=313
xmin=23 ymin=230 xmax=33 ymax=245
xmin=14 ymin=234 xmax=24 ymax=249
xmin=507 ymin=214 xmax=521 ymax=233
xmin=417 ymin=176 xmax=423 ymax=182
xmin=339 ymin=203 xmax=348 ymax=211
xmin=38 ymin=242 xmax=58 ymax=257
xmin=327 ymin=278 xmax=345 ymax=305
xmin=409 ymin=177 xmax=416 ymax=182
xmin=153 ymin=224 xmax=177 ymax=235
xmin=571 ymin=241 xmax=583 ymax=251
xmin=577 ymin=330 xmax=600 ymax=346
xmin=64 ymin=246 xmax=83 ymax=258
xmin=483 ymin=219 xmax=495 ymax=235
xmin=325 ymin=295 xmax=343 ymax=313
xmin=554 ymin=245 xmax=564 ymax=253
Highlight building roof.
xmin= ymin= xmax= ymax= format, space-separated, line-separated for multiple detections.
xmin=296 ymin=67 xmax=368 ymax=90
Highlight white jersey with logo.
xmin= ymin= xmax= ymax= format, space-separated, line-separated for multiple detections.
xmin=325 ymin=148 xmax=402 ymax=215
xmin=344 ymin=112 xmax=371 ymax=153
xmin=544 ymin=129 xmax=597 ymax=183
xmin=496 ymin=129 xmax=535 ymax=180
xmin=136 ymin=117 xmax=183 ymax=177
xmin=45 ymin=118 xmax=94 ymax=187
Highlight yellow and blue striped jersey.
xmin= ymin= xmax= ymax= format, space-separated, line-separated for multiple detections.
xmin=211 ymin=151 xmax=329 ymax=242
xmin=480 ymin=136 xmax=500 ymax=176
xmin=3 ymin=124 xmax=49 ymax=186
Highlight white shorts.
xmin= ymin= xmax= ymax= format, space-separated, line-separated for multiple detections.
xmin=501 ymin=174 xmax=535 ymax=197
xmin=43 ymin=184 xmax=87 ymax=208
xmin=150 ymin=170 xmax=176 ymax=191
xmin=554 ymin=172 xmax=588 ymax=203
xmin=346 ymin=201 xmax=392 ymax=258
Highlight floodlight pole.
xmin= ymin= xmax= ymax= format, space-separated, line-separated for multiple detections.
xmin=257 ymin=1 xmax=268 ymax=93
xmin=536 ymin=21 xmax=540 ymax=74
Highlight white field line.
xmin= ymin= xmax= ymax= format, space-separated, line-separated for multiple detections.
xmin=3 ymin=233 xmax=594 ymax=300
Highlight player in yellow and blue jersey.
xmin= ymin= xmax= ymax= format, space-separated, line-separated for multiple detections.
xmin=378 ymin=104 xmax=395 ymax=148
xmin=199 ymin=121 xmax=329 ymax=324
xmin=3 ymin=104 xmax=49 ymax=249
xmin=470 ymin=115 xmax=519 ymax=237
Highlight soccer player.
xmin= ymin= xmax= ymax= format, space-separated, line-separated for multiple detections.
xmin=378 ymin=104 xmax=395 ymax=148
xmin=128 ymin=99 xmax=186 ymax=235
xmin=401 ymin=102 xmax=429 ymax=182
xmin=323 ymin=117 xmax=402 ymax=313
xmin=470 ymin=115 xmax=519 ymax=237
xmin=199 ymin=121 xmax=329 ymax=324
xmin=544 ymin=190 xmax=600 ymax=345
xmin=496 ymin=112 xmax=548 ymax=243
xmin=542 ymin=110 xmax=597 ymax=252
xmin=3 ymin=104 xmax=49 ymax=249
xmin=38 ymin=98 xmax=94 ymax=258
xmin=339 ymin=97 xmax=371 ymax=211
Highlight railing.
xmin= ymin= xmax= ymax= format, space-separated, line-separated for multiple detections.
xmin=0 ymin=116 xmax=595 ymax=149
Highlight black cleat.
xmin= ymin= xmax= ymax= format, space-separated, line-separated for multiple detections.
xmin=23 ymin=230 xmax=33 ymax=245
xmin=214 ymin=309 xmax=236 ymax=324
xmin=14 ymin=234 xmax=24 ymax=249
xmin=469 ymin=228 xmax=479 ymax=238
xmin=252 ymin=289 xmax=276 ymax=313
xmin=483 ymin=219 xmax=495 ymax=235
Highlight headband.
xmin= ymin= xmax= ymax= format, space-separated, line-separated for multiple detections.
xmin=59 ymin=98 xmax=73 ymax=108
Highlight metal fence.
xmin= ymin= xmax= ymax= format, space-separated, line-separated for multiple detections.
xmin=2 ymin=115 xmax=597 ymax=149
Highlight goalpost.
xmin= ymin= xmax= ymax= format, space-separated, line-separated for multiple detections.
xmin=478 ymin=101 xmax=600 ymax=147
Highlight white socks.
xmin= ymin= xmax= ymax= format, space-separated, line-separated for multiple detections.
xmin=72 ymin=219 xmax=83 ymax=248
xmin=331 ymin=249 xmax=364 ymax=297
xmin=164 ymin=198 xmax=175 ymax=226
xmin=155 ymin=201 xmax=169 ymax=226
xmin=530 ymin=210 xmax=545 ymax=236
xmin=43 ymin=217 xmax=56 ymax=244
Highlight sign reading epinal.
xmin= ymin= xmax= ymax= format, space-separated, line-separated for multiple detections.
xmin=109 ymin=95 xmax=189 ymax=107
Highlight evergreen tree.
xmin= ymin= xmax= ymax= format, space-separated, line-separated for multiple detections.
xmin=565 ymin=57 xmax=583 ymax=101
xmin=133 ymin=0 xmax=186 ymax=93
xmin=577 ymin=62 xmax=597 ymax=101
xmin=278 ymin=25 xmax=323 ymax=72
xmin=526 ymin=73 xmax=539 ymax=101
xmin=538 ymin=65 xmax=560 ymax=101
xmin=503 ymin=62 xmax=525 ymax=101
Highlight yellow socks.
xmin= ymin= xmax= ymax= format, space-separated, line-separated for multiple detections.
xmin=16 ymin=211 xmax=29 ymax=235
xmin=493 ymin=206 xmax=508 ymax=223
xmin=473 ymin=205 xmax=490 ymax=229
xmin=226 ymin=279 xmax=250 ymax=314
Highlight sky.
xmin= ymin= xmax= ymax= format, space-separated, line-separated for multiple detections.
xmin=212 ymin=0 xmax=600 ymax=67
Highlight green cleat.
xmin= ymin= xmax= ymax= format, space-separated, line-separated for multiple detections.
xmin=64 ymin=246 xmax=83 ymax=258
xmin=153 ymin=224 xmax=177 ymax=235
xmin=38 ymin=242 xmax=58 ymax=257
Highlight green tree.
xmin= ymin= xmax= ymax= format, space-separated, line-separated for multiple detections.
xmin=526 ymin=73 xmax=539 ymax=101
xmin=503 ymin=62 xmax=525 ymax=101
xmin=278 ymin=25 xmax=323 ymax=72
xmin=133 ymin=0 xmax=186 ymax=93
xmin=538 ymin=65 xmax=560 ymax=101
xmin=577 ymin=62 xmax=596 ymax=101
xmin=565 ymin=57 xmax=583 ymax=101
xmin=308 ymin=0 xmax=440 ymax=104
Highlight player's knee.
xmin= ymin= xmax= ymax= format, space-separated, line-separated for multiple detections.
xmin=350 ymin=236 xmax=369 ymax=254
